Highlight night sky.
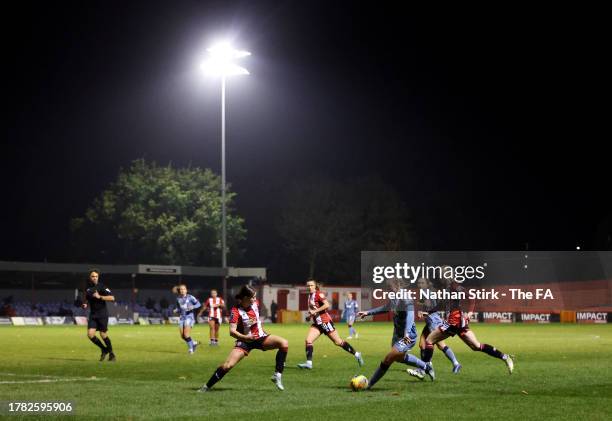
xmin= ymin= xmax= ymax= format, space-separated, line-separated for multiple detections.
xmin=2 ymin=2 xmax=610 ymax=270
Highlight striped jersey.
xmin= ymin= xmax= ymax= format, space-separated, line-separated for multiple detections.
xmin=229 ymin=301 xmax=267 ymax=340
xmin=309 ymin=291 xmax=332 ymax=324
xmin=444 ymin=283 xmax=475 ymax=315
xmin=206 ymin=297 xmax=225 ymax=319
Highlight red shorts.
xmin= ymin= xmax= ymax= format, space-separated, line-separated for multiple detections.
xmin=439 ymin=310 xmax=470 ymax=337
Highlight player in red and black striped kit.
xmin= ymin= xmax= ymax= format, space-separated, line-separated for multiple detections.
xmin=199 ymin=285 xmax=289 ymax=392
xmin=421 ymin=273 xmax=515 ymax=374
xmin=297 ymin=279 xmax=364 ymax=370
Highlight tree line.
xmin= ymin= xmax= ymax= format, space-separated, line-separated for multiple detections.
xmin=71 ymin=159 xmax=415 ymax=281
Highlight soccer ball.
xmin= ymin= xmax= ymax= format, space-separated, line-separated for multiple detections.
xmin=350 ymin=375 xmax=368 ymax=391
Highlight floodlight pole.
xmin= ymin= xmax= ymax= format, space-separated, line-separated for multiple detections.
xmin=221 ymin=76 xmax=227 ymax=271
xmin=221 ymin=76 xmax=228 ymax=300
xmin=202 ymin=43 xmax=250 ymax=300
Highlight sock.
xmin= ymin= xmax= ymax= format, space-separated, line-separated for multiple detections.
xmin=479 ymin=344 xmax=505 ymax=359
xmin=275 ymin=347 xmax=288 ymax=373
xmin=340 ymin=341 xmax=356 ymax=355
xmin=305 ymin=343 xmax=313 ymax=361
xmin=442 ymin=346 xmax=458 ymax=365
xmin=422 ymin=342 xmax=434 ymax=363
xmin=185 ymin=337 xmax=194 ymax=350
xmin=403 ymin=353 xmax=427 ymax=370
xmin=89 ymin=336 xmax=107 ymax=351
xmin=349 ymin=327 xmax=355 ymax=336
xmin=206 ymin=367 xmax=228 ymax=388
xmin=102 ymin=337 xmax=113 ymax=353
xmin=420 ymin=348 xmax=426 ymax=361
xmin=367 ymin=362 xmax=390 ymax=389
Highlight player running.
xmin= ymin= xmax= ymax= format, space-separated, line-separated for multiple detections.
xmin=198 ymin=289 xmax=225 ymax=346
xmin=357 ymin=278 xmax=434 ymax=389
xmin=81 ymin=269 xmax=116 ymax=362
xmin=343 ymin=292 xmax=359 ymax=339
xmin=199 ymin=285 xmax=288 ymax=392
xmin=297 ymin=279 xmax=364 ymax=370
xmin=420 ymin=274 xmax=515 ymax=374
xmin=173 ymin=284 xmax=201 ymax=354
xmin=407 ymin=277 xmax=461 ymax=380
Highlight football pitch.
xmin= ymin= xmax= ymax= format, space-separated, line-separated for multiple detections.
xmin=1 ymin=323 xmax=611 ymax=420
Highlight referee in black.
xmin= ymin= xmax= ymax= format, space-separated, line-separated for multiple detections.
xmin=82 ymin=269 xmax=116 ymax=361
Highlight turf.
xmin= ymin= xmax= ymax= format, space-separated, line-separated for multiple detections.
xmin=0 ymin=323 xmax=611 ymax=420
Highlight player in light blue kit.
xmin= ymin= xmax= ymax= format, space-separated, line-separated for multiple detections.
xmin=408 ymin=277 xmax=461 ymax=379
xmin=343 ymin=292 xmax=359 ymax=339
xmin=357 ymin=278 xmax=434 ymax=389
xmin=173 ymin=284 xmax=202 ymax=354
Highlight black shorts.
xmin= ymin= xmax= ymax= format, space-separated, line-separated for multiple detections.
xmin=439 ymin=319 xmax=470 ymax=337
xmin=234 ymin=336 xmax=269 ymax=355
xmin=438 ymin=310 xmax=470 ymax=337
xmin=88 ymin=316 xmax=109 ymax=332
xmin=312 ymin=321 xmax=336 ymax=335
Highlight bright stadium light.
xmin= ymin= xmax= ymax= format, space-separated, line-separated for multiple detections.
xmin=200 ymin=61 xmax=249 ymax=76
xmin=199 ymin=41 xmax=250 ymax=290
xmin=207 ymin=42 xmax=251 ymax=59
xmin=200 ymin=42 xmax=250 ymax=76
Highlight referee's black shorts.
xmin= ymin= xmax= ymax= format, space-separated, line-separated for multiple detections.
xmin=88 ymin=316 xmax=109 ymax=332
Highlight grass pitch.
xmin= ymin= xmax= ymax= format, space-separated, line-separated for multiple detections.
xmin=0 ymin=323 xmax=611 ymax=420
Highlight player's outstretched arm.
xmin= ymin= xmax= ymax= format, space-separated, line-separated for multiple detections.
xmin=359 ymin=302 xmax=391 ymax=318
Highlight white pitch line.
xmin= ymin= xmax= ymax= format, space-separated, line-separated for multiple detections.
xmin=0 ymin=373 xmax=54 ymax=378
xmin=0 ymin=378 xmax=100 ymax=384
xmin=0 ymin=373 xmax=102 ymax=384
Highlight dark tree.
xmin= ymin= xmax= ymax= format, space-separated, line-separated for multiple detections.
xmin=278 ymin=175 xmax=414 ymax=280
xmin=71 ymin=159 xmax=247 ymax=265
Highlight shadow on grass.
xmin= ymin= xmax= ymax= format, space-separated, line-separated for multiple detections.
xmin=330 ymin=385 xmax=394 ymax=392
xmin=190 ymin=387 xmax=233 ymax=392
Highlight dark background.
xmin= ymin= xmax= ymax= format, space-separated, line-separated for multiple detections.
xmin=2 ymin=1 xmax=610 ymax=280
